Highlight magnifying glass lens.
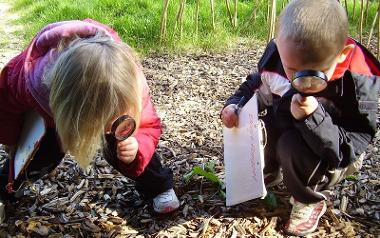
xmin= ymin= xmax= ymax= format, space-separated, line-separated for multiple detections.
xmin=292 ymin=70 xmax=328 ymax=95
xmin=111 ymin=115 xmax=136 ymax=141
xmin=292 ymin=76 xmax=327 ymax=94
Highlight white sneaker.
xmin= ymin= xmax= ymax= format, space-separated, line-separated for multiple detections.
xmin=264 ymin=169 xmax=283 ymax=188
xmin=153 ymin=188 xmax=180 ymax=214
xmin=285 ymin=196 xmax=327 ymax=236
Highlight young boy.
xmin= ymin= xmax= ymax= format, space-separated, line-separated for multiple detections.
xmin=221 ymin=0 xmax=380 ymax=236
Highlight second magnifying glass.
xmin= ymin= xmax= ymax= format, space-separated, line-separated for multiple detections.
xmin=111 ymin=115 xmax=136 ymax=141
xmin=291 ymin=70 xmax=328 ymax=96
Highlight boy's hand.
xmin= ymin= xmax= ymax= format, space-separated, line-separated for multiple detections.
xmin=290 ymin=94 xmax=318 ymax=120
xmin=221 ymin=104 xmax=239 ymax=128
xmin=117 ymin=137 xmax=138 ymax=165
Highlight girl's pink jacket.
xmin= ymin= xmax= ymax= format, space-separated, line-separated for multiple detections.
xmin=0 ymin=19 xmax=162 ymax=177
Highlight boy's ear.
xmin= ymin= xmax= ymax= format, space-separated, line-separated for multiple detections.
xmin=337 ymin=44 xmax=355 ymax=63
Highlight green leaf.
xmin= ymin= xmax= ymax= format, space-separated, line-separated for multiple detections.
xmin=183 ymin=170 xmax=195 ymax=184
xmin=345 ymin=175 xmax=358 ymax=181
xmin=204 ymin=162 xmax=215 ymax=173
xmin=264 ymin=191 xmax=278 ymax=209
xmin=192 ymin=166 xmax=221 ymax=185
xmin=183 ymin=164 xmax=226 ymax=199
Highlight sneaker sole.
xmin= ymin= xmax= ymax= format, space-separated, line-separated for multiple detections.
xmin=154 ymin=202 xmax=180 ymax=214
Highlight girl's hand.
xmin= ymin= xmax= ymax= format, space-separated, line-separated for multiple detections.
xmin=117 ymin=137 xmax=138 ymax=165
xmin=221 ymin=104 xmax=239 ymax=128
xmin=290 ymin=94 xmax=318 ymax=120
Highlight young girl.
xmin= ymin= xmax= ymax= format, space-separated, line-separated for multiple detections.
xmin=0 ymin=19 xmax=179 ymax=221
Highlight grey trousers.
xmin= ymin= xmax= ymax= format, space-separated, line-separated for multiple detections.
xmin=261 ymin=110 xmax=363 ymax=204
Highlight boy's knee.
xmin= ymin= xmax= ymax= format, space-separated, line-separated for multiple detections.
xmin=276 ymin=129 xmax=305 ymax=161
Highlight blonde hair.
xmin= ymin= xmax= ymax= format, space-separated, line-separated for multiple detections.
xmin=47 ymin=34 xmax=142 ymax=168
xmin=277 ymin=0 xmax=348 ymax=64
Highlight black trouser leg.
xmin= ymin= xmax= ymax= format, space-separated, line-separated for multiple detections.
xmin=133 ymin=153 xmax=173 ymax=200
xmin=103 ymin=135 xmax=173 ymax=200
xmin=276 ymin=129 xmax=330 ymax=203
xmin=260 ymin=107 xmax=281 ymax=174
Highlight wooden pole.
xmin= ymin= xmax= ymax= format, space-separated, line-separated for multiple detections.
xmin=226 ymin=0 xmax=233 ymax=26
xmin=344 ymin=0 xmax=348 ymax=16
xmin=352 ymin=0 xmax=356 ymax=21
xmin=195 ymin=0 xmax=200 ymax=35
xmin=377 ymin=2 xmax=380 ymax=60
xmin=364 ymin=0 xmax=370 ymax=25
xmin=271 ymin=0 xmax=276 ymax=40
xmin=160 ymin=0 xmax=171 ymax=41
xmin=210 ymin=0 xmax=215 ymax=30
xmin=266 ymin=0 xmax=270 ymax=29
xmin=367 ymin=11 xmax=378 ymax=48
xmin=360 ymin=0 xmax=364 ymax=43
xmin=267 ymin=0 xmax=276 ymax=42
xmin=233 ymin=0 xmax=238 ymax=28
xmin=179 ymin=0 xmax=186 ymax=38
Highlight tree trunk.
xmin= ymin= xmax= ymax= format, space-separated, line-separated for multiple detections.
xmin=352 ymin=0 xmax=356 ymax=20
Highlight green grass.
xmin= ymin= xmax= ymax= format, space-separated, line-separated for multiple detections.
xmin=8 ymin=0 xmax=379 ymax=55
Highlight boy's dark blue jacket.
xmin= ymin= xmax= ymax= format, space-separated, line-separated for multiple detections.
xmin=225 ymin=39 xmax=380 ymax=168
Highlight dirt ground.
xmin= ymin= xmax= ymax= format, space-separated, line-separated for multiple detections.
xmin=0 ymin=1 xmax=379 ymax=237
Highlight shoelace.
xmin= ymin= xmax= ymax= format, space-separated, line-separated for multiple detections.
xmin=291 ymin=202 xmax=315 ymax=220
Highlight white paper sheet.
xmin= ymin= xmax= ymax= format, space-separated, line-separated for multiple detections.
xmin=14 ymin=111 xmax=46 ymax=179
xmin=223 ymin=94 xmax=267 ymax=206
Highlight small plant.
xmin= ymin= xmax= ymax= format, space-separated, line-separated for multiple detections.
xmin=184 ymin=161 xmax=226 ymax=198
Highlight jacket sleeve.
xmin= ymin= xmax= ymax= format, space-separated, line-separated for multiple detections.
xmin=293 ymin=75 xmax=380 ymax=168
xmin=224 ymin=73 xmax=262 ymax=107
xmin=0 ymin=54 xmax=30 ymax=145
xmin=118 ymin=72 xmax=162 ymax=177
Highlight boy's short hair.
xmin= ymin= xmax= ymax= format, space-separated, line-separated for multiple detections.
xmin=277 ymin=0 xmax=348 ymax=64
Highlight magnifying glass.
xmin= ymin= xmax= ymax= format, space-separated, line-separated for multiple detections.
xmin=111 ymin=115 xmax=136 ymax=141
xmin=291 ymin=70 xmax=328 ymax=96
